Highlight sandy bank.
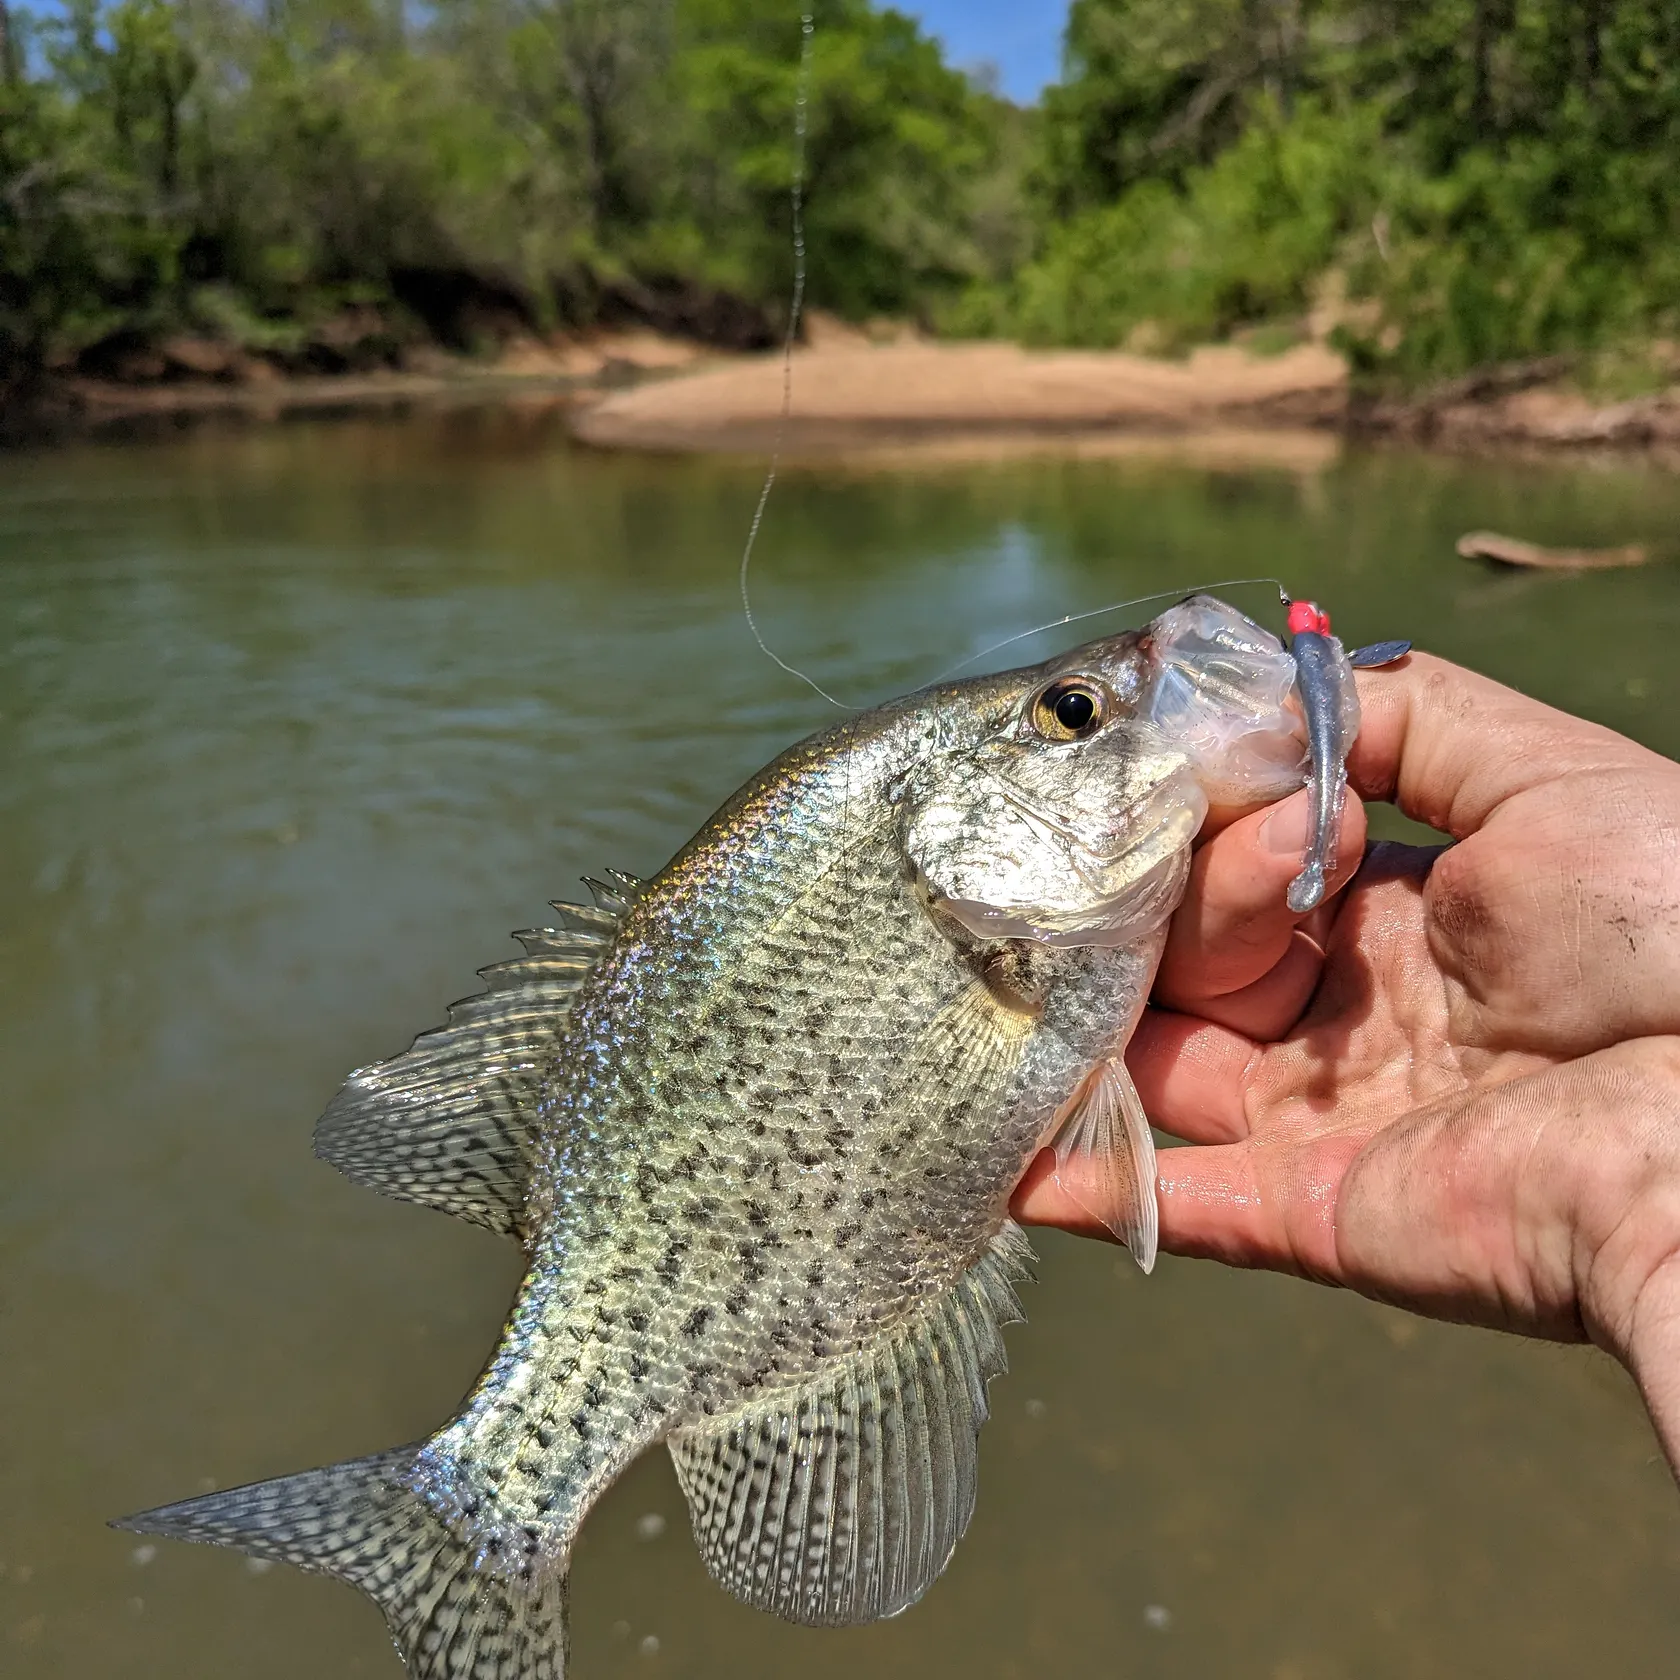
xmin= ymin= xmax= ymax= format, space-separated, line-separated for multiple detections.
xmin=569 ymin=339 xmax=1348 ymax=459
xmin=22 ymin=326 xmax=1680 ymax=466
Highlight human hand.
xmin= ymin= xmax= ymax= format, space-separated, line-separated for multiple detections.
xmin=1013 ymin=654 xmax=1680 ymax=1472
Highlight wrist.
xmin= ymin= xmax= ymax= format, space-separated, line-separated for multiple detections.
xmin=1619 ymin=1251 xmax=1680 ymax=1481
xmin=1574 ymin=1039 xmax=1680 ymax=1477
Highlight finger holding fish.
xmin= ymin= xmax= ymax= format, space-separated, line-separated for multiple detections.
xmin=1155 ymin=784 xmax=1367 ymax=1018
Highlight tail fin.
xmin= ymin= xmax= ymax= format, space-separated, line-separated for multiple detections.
xmin=113 ymin=1448 xmax=568 ymax=1679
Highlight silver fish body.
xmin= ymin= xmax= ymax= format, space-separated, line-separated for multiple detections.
xmin=118 ymin=596 xmax=1323 ymax=1677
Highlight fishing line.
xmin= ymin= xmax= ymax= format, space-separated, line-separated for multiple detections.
xmin=736 ymin=12 xmax=856 ymax=711
xmin=930 ymin=575 xmax=1289 ymax=682
xmin=733 ymin=18 xmax=1289 ymax=704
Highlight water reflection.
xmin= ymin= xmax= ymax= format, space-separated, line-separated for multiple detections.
xmin=2 ymin=410 xmax=1677 ymax=1678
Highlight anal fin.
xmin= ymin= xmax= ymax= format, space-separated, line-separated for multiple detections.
xmin=668 ymin=1224 xmax=1034 ymax=1627
xmin=1050 ymin=1057 xmax=1159 ymax=1273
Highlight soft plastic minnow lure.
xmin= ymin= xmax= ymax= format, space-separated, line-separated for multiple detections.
xmin=1284 ymin=599 xmax=1411 ymax=912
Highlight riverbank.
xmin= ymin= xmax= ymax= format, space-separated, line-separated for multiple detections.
xmin=2 ymin=328 xmax=708 ymax=445
xmin=12 ymin=329 xmax=1680 ymax=464
xmin=568 ymin=335 xmax=1680 ymax=463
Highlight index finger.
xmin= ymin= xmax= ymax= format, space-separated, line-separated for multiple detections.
xmin=1349 ymin=653 xmax=1669 ymax=839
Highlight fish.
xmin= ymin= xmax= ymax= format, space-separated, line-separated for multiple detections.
xmin=115 ymin=594 xmax=1375 ymax=1679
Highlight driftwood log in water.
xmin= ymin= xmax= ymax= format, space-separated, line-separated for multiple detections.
xmin=1456 ymin=530 xmax=1651 ymax=570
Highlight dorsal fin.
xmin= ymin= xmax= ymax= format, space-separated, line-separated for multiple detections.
xmin=313 ymin=900 xmax=622 ymax=1241
xmin=579 ymin=870 xmax=642 ymax=914
xmin=667 ymin=1224 xmax=1033 ymax=1627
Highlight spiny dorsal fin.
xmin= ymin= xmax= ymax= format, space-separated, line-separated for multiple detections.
xmin=113 ymin=1448 xmax=569 ymax=1679
xmin=578 ymin=870 xmax=642 ymax=914
xmin=314 ymin=899 xmax=623 ymax=1242
xmin=667 ymin=1224 xmax=1034 ymax=1627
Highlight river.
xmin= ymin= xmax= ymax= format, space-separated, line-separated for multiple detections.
xmin=3 ymin=407 xmax=1678 ymax=1678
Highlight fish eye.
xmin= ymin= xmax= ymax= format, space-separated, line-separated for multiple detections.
xmin=1032 ymin=678 xmax=1107 ymax=742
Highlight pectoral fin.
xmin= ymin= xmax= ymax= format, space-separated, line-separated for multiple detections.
xmin=1050 ymin=1057 xmax=1159 ymax=1273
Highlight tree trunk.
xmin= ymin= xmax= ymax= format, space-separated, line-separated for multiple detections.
xmin=1582 ymin=0 xmax=1605 ymax=87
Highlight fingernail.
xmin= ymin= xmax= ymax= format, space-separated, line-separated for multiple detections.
xmin=1259 ymin=790 xmax=1312 ymax=855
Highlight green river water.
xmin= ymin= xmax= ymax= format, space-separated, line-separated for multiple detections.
xmin=3 ymin=407 xmax=1680 ymax=1679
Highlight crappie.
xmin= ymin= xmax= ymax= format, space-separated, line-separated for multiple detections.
xmin=118 ymin=595 xmax=1377 ymax=1678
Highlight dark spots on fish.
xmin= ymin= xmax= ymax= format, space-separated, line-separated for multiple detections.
xmin=824 ymin=1123 xmax=854 ymax=1155
xmin=750 ymin=1118 xmax=767 ymax=1137
xmin=859 ymin=1188 xmax=878 ymax=1211
xmin=726 ymin=1288 xmax=749 ymax=1316
xmin=682 ymin=1304 xmax=714 ymax=1338
xmin=745 ymin=1199 xmax=771 ymax=1228
xmin=654 ymin=1238 xmax=690 ymax=1284
xmin=835 ymin=1223 xmax=860 ymax=1249
xmin=583 ymin=1275 xmax=608 ymax=1295
xmin=804 ymin=1262 xmax=825 ymax=1289
xmin=629 ymin=1353 xmax=651 ymax=1381
xmin=626 ymin=1309 xmax=649 ymax=1334
xmin=570 ymin=1409 xmax=592 ymax=1439
xmin=536 ymin=1423 xmax=556 ymax=1450
xmin=820 ymin=1188 xmax=841 ymax=1211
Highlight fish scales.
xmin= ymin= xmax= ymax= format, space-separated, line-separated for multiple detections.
xmin=117 ymin=595 xmax=1367 ymax=1677
xmin=420 ymin=681 xmax=1153 ymax=1557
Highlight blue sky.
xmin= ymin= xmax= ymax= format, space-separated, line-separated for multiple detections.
xmin=902 ymin=1 xmax=1071 ymax=104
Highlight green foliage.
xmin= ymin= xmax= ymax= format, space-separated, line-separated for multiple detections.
xmin=991 ymin=98 xmax=1387 ymax=351
xmin=5 ymin=0 xmax=1677 ymax=396
xmin=999 ymin=0 xmax=1680 ymax=383
xmin=0 ymin=0 xmax=1014 ymax=386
